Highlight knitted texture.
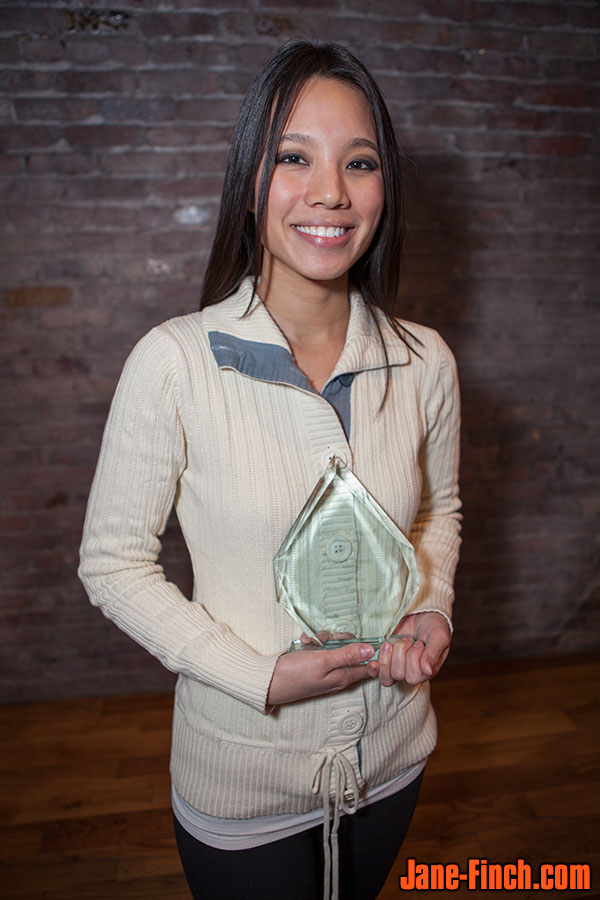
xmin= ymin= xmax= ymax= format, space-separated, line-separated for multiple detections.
xmin=79 ymin=278 xmax=461 ymax=817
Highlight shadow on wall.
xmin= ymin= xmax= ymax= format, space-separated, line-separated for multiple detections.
xmin=399 ymin=150 xmax=599 ymax=664
xmin=399 ymin=151 xmax=514 ymax=664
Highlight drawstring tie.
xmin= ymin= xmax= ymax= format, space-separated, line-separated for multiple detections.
xmin=311 ymin=748 xmax=360 ymax=900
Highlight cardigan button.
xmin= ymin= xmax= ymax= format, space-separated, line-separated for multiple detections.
xmin=326 ymin=538 xmax=352 ymax=562
xmin=340 ymin=712 xmax=364 ymax=735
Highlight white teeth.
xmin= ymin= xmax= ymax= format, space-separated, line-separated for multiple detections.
xmin=296 ymin=225 xmax=348 ymax=237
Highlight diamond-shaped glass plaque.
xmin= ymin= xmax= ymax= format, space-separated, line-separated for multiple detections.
xmin=274 ymin=457 xmax=419 ymax=652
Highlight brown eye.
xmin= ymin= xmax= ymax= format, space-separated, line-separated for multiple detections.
xmin=276 ymin=153 xmax=308 ymax=166
xmin=347 ymin=159 xmax=377 ymax=171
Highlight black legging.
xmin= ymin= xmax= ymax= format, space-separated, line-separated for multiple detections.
xmin=173 ymin=770 xmax=423 ymax=900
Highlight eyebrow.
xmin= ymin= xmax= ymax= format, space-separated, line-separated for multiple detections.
xmin=280 ymin=133 xmax=380 ymax=154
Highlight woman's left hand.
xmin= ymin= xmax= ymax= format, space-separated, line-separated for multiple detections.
xmin=367 ymin=611 xmax=451 ymax=687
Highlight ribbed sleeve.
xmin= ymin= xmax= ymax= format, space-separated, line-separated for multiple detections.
xmin=408 ymin=330 xmax=462 ymax=627
xmin=78 ymin=327 xmax=280 ymax=713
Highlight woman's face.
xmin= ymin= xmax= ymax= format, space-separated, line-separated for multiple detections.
xmin=259 ymin=77 xmax=385 ymax=293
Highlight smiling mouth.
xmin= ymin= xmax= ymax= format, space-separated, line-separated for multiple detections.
xmin=294 ymin=225 xmax=351 ymax=238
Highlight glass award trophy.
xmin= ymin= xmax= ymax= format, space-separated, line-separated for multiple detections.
xmin=274 ymin=457 xmax=419 ymax=654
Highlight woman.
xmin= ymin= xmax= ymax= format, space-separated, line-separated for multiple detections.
xmin=79 ymin=40 xmax=461 ymax=900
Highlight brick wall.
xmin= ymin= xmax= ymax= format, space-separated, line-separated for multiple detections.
xmin=1 ymin=1 xmax=598 ymax=702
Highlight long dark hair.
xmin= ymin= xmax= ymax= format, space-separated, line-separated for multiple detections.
xmin=200 ymin=40 xmax=419 ymax=373
xmin=202 ymin=41 xmax=405 ymax=304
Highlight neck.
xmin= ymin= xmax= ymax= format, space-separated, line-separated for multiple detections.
xmin=256 ymin=262 xmax=351 ymax=394
xmin=258 ymin=264 xmax=350 ymax=346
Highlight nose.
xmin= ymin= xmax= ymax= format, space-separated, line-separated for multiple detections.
xmin=304 ymin=163 xmax=349 ymax=208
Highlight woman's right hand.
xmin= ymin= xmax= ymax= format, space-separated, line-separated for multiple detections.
xmin=267 ymin=642 xmax=376 ymax=705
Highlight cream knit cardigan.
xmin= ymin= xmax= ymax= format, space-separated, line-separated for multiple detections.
xmin=79 ymin=278 xmax=461 ymax=820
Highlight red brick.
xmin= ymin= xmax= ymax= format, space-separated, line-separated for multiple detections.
xmin=521 ymin=84 xmax=591 ymax=108
xmin=63 ymin=37 xmax=112 ymax=65
xmin=26 ymin=152 xmax=96 ymax=175
xmin=485 ymin=106 xmax=549 ymax=132
xmin=449 ymin=77 xmax=519 ymax=104
xmin=101 ymin=97 xmax=177 ymax=123
xmin=380 ymin=20 xmax=459 ymax=46
xmin=219 ymin=11 xmax=301 ymax=39
xmin=108 ymin=38 xmax=150 ymax=67
xmin=0 ymin=125 xmax=63 ymax=149
xmin=14 ymin=98 xmax=102 ymax=122
xmin=230 ymin=43 xmax=278 ymax=70
xmin=0 ymin=513 xmax=30 ymax=531
xmin=454 ymin=130 xmax=523 ymax=154
xmin=64 ymin=124 xmax=145 ymax=148
xmin=0 ymin=100 xmax=13 ymax=125
xmin=412 ymin=103 xmax=485 ymax=128
xmin=524 ymin=135 xmax=589 ymax=157
xmin=146 ymin=123 xmax=233 ymax=147
xmin=361 ymin=46 xmax=430 ymax=72
xmin=529 ymin=31 xmax=596 ymax=56
xmin=137 ymin=68 xmax=220 ymax=96
xmin=138 ymin=12 xmax=213 ymax=38
xmin=98 ymin=149 xmax=224 ymax=177
xmin=175 ymin=97 xmax=244 ymax=122
xmin=36 ymin=255 xmax=104 ymax=282
xmin=0 ymin=68 xmax=54 ymax=93
xmin=0 ymin=7 xmax=69 ymax=34
xmin=344 ymin=0 xmax=420 ymax=11
xmin=3 ymin=287 xmax=71 ymax=308
xmin=150 ymin=230 xmax=206 ymax=254
xmin=0 ymin=38 xmax=21 ymax=63
xmin=431 ymin=49 xmax=466 ymax=74
xmin=424 ymin=0 xmax=468 ymax=20
xmin=149 ymin=40 xmax=233 ymax=67
xmin=20 ymin=36 xmax=66 ymax=64
xmin=0 ymin=155 xmax=23 ymax=175
xmin=568 ymin=5 xmax=600 ymax=28
xmin=471 ymin=1 xmax=566 ymax=26
xmin=217 ymin=68 xmax=259 ymax=95
xmin=46 ymin=177 xmax=148 ymax=203
xmin=455 ymin=24 xmax=525 ymax=52
xmin=54 ymin=69 xmax=136 ymax=95
xmin=469 ymin=51 xmax=539 ymax=79
xmin=542 ymin=58 xmax=600 ymax=80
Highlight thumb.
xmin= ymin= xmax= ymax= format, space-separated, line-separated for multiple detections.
xmin=422 ymin=636 xmax=448 ymax=677
xmin=326 ymin=642 xmax=375 ymax=671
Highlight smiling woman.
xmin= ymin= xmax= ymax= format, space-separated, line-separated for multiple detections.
xmin=79 ymin=40 xmax=462 ymax=900
xmin=257 ymin=77 xmax=385 ymax=391
xmin=261 ymin=79 xmax=384 ymax=297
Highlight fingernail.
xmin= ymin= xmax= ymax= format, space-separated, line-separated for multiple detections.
xmin=361 ymin=645 xmax=375 ymax=659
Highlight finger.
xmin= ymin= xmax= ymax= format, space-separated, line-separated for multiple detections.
xmin=422 ymin=643 xmax=449 ymax=679
xmin=336 ymin=660 xmax=375 ymax=690
xmin=377 ymin=641 xmax=395 ymax=686
xmin=419 ymin=629 xmax=450 ymax=677
xmin=321 ymin=647 xmax=375 ymax=693
xmin=366 ymin=659 xmax=379 ymax=679
xmin=316 ymin=631 xmax=334 ymax=643
xmin=389 ymin=635 xmax=414 ymax=682
xmin=404 ymin=640 xmax=428 ymax=684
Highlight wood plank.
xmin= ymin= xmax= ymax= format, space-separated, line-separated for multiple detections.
xmin=1 ymin=654 xmax=598 ymax=898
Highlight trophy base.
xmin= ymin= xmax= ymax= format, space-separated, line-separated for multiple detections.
xmin=289 ymin=634 xmax=415 ymax=662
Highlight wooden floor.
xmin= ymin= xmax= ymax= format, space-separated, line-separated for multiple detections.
xmin=1 ymin=654 xmax=598 ymax=900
